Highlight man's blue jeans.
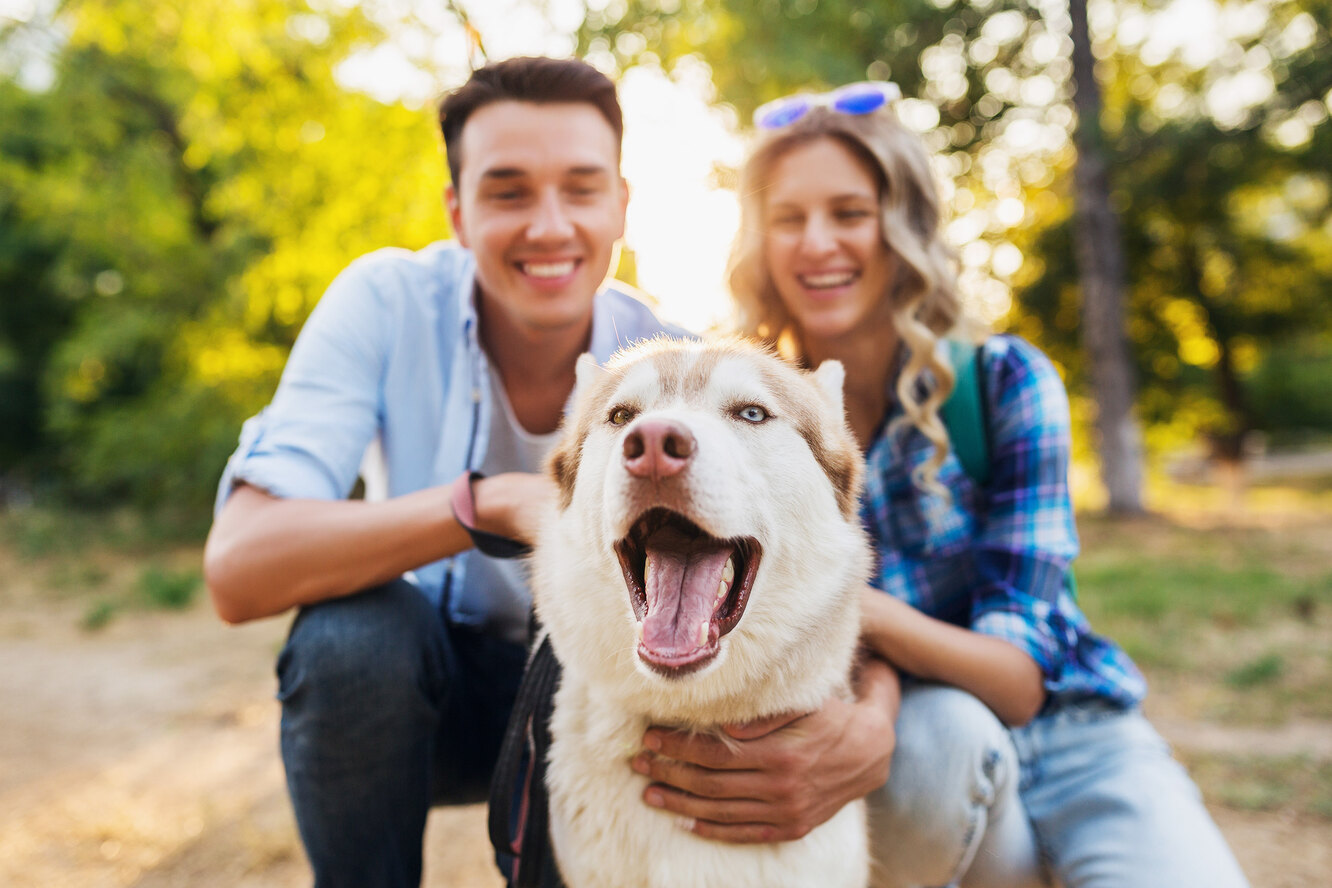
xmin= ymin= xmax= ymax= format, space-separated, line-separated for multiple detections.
xmin=276 ymin=579 xmax=527 ymax=888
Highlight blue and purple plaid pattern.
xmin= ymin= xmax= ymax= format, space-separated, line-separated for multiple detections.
xmin=860 ymin=334 xmax=1146 ymax=710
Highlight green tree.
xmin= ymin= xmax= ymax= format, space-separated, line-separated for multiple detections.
xmin=0 ymin=0 xmax=450 ymax=514
xmin=1018 ymin=0 xmax=1332 ymax=460
xmin=580 ymin=0 xmax=1153 ymax=504
xmin=583 ymin=0 xmax=1332 ymax=487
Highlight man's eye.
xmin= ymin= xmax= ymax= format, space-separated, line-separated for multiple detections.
xmin=735 ymin=405 xmax=768 ymax=424
xmin=609 ymin=406 xmax=635 ymax=425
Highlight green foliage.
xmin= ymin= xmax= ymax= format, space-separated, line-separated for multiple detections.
xmin=590 ymin=0 xmax=1332 ymax=462
xmin=1005 ymin=0 xmax=1332 ymax=453
xmin=1246 ymin=339 xmax=1332 ymax=442
xmin=0 ymin=0 xmax=449 ymax=514
xmin=136 ymin=564 xmax=201 ymax=610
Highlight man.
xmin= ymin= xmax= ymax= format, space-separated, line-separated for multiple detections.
xmin=204 ymin=56 xmax=687 ymax=887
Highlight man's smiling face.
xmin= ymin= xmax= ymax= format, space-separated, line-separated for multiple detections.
xmin=448 ymin=100 xmax=628 ymax=337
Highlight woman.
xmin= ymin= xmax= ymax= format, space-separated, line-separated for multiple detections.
xmin=631 ymin=83 xmax=1248 ymax=887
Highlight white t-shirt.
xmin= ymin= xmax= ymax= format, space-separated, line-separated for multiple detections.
xmin=469 ymin=361 xmax=560 ymax=644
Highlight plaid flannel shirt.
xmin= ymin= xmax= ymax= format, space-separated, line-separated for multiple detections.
xmin=860 ymin=334 xmax=1146 ymax=711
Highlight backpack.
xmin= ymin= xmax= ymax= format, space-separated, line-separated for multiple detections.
xmin=939 ymin=339 xmax=992 ymax=487
xmin=941 ymin=338 xmax=1079 ymax=603
xmin=486 ymin=337 xmax=1059 ymax=888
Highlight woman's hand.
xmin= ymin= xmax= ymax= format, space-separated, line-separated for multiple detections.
xmin=631 ymin=656 xmax=900 ymax=843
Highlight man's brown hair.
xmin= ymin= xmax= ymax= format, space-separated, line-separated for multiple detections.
xmin=438 ymin=56 xmax=623 ymax=190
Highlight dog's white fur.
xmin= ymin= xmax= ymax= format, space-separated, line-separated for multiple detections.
xmin=531 ymin=338 xmax=873 ymax=888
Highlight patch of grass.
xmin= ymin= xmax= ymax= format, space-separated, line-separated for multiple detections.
xmin=1225 ymin=653 xmax=1286 ymax=688
xmin=136 ymin=565 xmax=201 ymax=610
xmin=1072 ymin=518 xmax=1332 ymax=723
xmin=45 ymin=560 xmax=111 ymax=597
xmin=1077 ymin=559 xmax=1311 ymax=627
xmin=2 ymin=508 xmax=101 ymax=559
xmin=0 ymin=504 xmax=208 ymax=561
xmin=1185 ymin=753 xmax=1332 ymax=819
xmin=80 ymin=599 xmax=118 ymax=632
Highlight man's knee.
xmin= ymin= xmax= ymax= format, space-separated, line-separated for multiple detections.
xmin=277 ymin=579 xmax=448 ymax=720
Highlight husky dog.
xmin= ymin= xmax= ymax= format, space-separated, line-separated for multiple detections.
xmin=531 ymin=338 xmax=873 ymax=888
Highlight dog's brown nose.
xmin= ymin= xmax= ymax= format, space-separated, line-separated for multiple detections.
xmin=623 ymin=419 xmax=695 ymax=480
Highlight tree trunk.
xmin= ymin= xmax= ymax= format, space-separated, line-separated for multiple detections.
xmin=1067 ymin=0 xmax=1145 ymax=514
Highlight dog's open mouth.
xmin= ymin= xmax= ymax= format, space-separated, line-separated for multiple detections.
xmin=614 ymin=508 xmax=761 ymax=677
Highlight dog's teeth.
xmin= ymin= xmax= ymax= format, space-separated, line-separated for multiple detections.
xmin=722 ymin=558 xmax=735 ymax=584
xmin=697 ymin=620 xmax=709 ymax=648
xmin=716 ymin=580 xmax=728 ymax=601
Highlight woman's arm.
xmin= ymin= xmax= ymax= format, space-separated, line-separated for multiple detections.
xmin=859 ymin=587 xmax=1045 ymax=726
xmin=203 ymin=473 xmax=553 ymax=624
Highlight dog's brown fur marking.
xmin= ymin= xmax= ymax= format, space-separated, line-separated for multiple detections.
xmin=757 ymin=361 xmax=864 ymax=519
xmin=549 ymin=337 xmax=862 ymax=518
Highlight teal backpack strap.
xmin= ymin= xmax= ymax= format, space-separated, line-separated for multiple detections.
xmin=940 ymin=338 xmax=1080 ymax=602
xmin=939 ymin=339 xmax=991 ymax=487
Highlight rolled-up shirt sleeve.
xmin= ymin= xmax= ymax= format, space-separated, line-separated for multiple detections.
xmin=969 ymin=339 xmax=1080 ymax=687
xmin=214 ymin=260 xmax=388 ymax=515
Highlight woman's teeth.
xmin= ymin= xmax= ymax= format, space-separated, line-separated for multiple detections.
xmin=523 ymin=260 xmax=577 ymax=279
xmin=799 ymin=271 xmax=856 ymax=288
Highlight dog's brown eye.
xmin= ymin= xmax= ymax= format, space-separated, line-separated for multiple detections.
xmin=609 ymin=406 xmax=635 ymax=426
xmin=736 ymin=405 xmax=768 ymax=424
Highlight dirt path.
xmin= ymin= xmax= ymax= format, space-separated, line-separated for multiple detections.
xmin=2 ymin=577 xmax=1327 ymax=886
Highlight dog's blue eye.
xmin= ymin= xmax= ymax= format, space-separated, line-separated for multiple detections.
xmin=736 ymin=405 xmax=768 ymax=424
xmin=609 ymin=406 xmax=635 ymax=425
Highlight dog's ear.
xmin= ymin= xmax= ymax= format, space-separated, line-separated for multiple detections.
xmin=547 ymin=354 xmax=603 ymax=511
xmin=575 ymin=353 xmax=606 ymax=393
xmin=811 ymin=360 xmax=846 ymax=417
xmin=547 ymin=438 xmax=578 ymax=510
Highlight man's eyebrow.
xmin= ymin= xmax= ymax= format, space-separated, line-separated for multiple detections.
xmin=479 ymin=168 xmax=527 ymax=181
xmin=478 ymin=165 xmax=612 ymax=182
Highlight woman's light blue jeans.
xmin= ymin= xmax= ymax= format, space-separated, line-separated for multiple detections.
xmin=867 ymin=684 xmax=1250 ymax=888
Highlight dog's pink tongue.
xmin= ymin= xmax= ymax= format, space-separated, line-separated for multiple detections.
xmin=641 ymin=526 xmax=731 ymax=656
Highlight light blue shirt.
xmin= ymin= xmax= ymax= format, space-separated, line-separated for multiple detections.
xmin=215 ymin=240 xmax=690 ymax=633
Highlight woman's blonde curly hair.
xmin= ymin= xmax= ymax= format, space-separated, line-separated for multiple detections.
xmin=727 ymin=104 xmax=971 ymax=493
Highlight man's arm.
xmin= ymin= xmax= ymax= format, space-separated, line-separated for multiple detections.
xmin=203 ymin=473 xmax=554 ymax=624
xmin=631 ymin=654 xmax=900 ymax=843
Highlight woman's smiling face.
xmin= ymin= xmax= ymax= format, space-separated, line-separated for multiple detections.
xmin=761 ymin=136 xmax=897 ymax=345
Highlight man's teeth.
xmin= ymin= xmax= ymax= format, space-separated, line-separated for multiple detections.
xmin=800 ymin=271 xmax=856 ymax=288
xmin=523 ymin=260 xmax=576 ymax=279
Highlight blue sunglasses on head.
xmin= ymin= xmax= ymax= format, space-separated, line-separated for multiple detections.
xmin=753 ymin=81 xmax=903 ymax=130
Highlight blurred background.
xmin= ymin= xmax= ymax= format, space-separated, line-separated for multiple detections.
xmin=1 ymin=0 xmax=1328 ymax=885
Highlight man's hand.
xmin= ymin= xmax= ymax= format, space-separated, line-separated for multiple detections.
xmin=472 ymin=472 xmax=558 ymax=544
xmin=631 ymin=656 xmax=900 ymax=843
